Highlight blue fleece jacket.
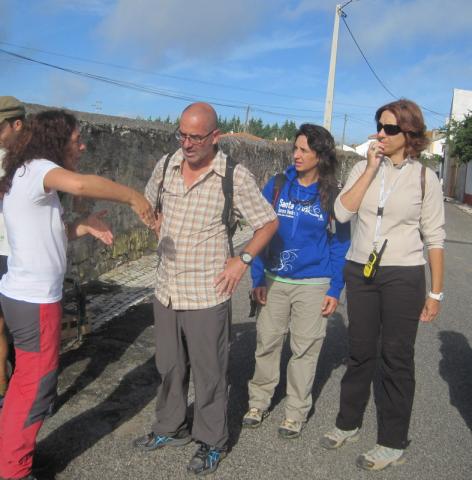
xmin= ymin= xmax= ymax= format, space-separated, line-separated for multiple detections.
xmin=251 ymin=166 xmax=351 ymax=299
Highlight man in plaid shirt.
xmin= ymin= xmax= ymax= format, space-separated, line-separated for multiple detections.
xmin=134 ymin=102 xmax=278 ymax=475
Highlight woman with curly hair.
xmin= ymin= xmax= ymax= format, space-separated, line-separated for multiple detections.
xmin=320 ymin=99 xmax=445 ymax=471
xmin=0 ymin=109 xmax=155 ymax=480
xmin=242 ymin=124 xmax=350 ymax=438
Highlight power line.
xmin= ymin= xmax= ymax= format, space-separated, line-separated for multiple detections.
xmin=340 ymin=14 xmax=397 ymax=99
xmin=340 ymin=15 xmax=446 ymax=119
xmin=0 ymin=47 xmax=330 ymax=121
xmin=0 ymin=40 xmax=381 ymax=111
xmin=0 ymin=41 xmax=328 ymax=106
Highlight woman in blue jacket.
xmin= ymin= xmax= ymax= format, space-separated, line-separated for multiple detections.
xmin=242 ymin=124 xmax=350 ymax=438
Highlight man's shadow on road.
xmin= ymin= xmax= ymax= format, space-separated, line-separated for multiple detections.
xmin=438 ymin=330 xmax=472 ymax=431
xmin=56 ymin=297 xmax=153 ymax=411
xmin=227 ymin=312 xmax=348 ymax=448
xmin=37 ymin=306 xmax=348 ymax=477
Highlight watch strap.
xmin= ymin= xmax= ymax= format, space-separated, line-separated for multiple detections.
xmin=428 ymin=291 xmax=444 ymax=302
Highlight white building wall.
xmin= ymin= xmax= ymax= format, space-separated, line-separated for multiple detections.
xmin=444 ymin=88 xmax=472 ymax=202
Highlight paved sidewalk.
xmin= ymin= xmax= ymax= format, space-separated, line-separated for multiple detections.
xmin=445 ymin=197 xmax=472 ymax=216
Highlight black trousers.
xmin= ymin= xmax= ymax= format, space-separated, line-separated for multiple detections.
xmin=336 ymin=261 xmax=425 ymax=449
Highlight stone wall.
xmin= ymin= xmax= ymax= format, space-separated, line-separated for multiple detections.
xmin=25 ymin=105 xmax=361 ymax=280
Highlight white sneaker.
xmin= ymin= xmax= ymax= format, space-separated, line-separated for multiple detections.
xmin=320 ymin=426 xmax=360 ymax=449
xmin=278 ymin=418 xmax=303 ymax=439
xmin=356 ymin=444 xmax=405 ymax=471
xmin=242 ymin=407 xmax=269 ymax=428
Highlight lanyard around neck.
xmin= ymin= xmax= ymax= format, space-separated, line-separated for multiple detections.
xmin=373 ymin=161 xmax=409 ymax=248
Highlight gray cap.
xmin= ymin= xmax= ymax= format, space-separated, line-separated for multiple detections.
xmin=0 ymin=96 xmax=25 ymax=123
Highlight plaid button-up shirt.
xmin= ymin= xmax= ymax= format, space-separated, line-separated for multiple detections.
xmin=145 ymin=148 xmax=277 ymax=310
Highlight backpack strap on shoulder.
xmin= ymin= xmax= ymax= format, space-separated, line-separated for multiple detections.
xmin=421 ymin=164 xmax=426 ymax=201
xmin=327 ymin=184 xmax=340 ymax=235
xmin=271 ymin=173 xmax=286 ymax=208
xmin=155 ymin=153 xmax=172 ymax=215
xmin=222 ymin=156 xmax=238 ymax=257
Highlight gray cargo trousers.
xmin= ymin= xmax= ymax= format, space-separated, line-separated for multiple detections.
xmin=151 ymin=297 xmax=230 ymax=448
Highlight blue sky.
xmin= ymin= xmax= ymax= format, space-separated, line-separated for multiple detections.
xmin=1 ymin=0 xmax=471 ymax=144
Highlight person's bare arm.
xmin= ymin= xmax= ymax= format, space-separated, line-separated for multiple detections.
xmin=419 ymin=248 xmax=444 ymax=322
xmin=44 ymin=167 xmax=156 ymax=227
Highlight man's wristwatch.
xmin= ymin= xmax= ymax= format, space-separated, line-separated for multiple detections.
xmin=239 ymin=251 xmax=253 ymax=265
xmin=428 ymin=291 xmax=444 ymax=302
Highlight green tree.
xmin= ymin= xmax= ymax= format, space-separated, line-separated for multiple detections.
xmin=443 ymin=112 xmax=472 ymax=165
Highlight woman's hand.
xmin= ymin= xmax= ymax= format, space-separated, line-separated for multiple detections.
xmin=68 ymin=210 xmax=114 ymax=244
xmin=321 ymin=295 xmax=338 ymax=317
xmin=252 ymin=286 xmax=268 ymax=305
xmin=130 ymin=192 xmax=156 ymax=228
xmin=366 ymin=139 xmax=385 ymax=172
xmin=419 ymin=297 xmax=441 ymax=322
xmin=83 ymin=210 xmax=114 ymax=245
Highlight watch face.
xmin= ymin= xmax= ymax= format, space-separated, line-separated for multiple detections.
xmin=241 ymin=252 xmax=252 ymax=264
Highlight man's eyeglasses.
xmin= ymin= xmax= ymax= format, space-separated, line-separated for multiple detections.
xmin=376 ymin=122 xmax=403 ymax=136
xmin=175 ymin=129 xmax=215 ymax=145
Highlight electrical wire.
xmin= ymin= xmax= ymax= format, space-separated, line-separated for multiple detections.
xmin=340 ymin=15 xmax=397 ymax=99
xmin=0 ymin=47 xmax=330 ymax=121
xmin=0 ymin=41 xmax=380 ymax=111
xmin=339 ymin=14 xmax=446 ymax=118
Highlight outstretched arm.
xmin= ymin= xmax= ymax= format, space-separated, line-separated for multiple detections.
xmin=44 ymin=167 xmax=156 ymax=228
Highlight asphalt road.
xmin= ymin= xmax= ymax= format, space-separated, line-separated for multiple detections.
xmin=36 ymin=202 xmax=472 ymax=480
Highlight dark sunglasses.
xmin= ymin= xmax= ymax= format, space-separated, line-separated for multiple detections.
xmin=376 ymin=122 xmax=403 ymax=136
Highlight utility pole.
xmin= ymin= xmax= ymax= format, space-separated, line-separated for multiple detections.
xmin=244 ymin=105 xmax=251 ymax=133
xmin=340 ymin=113 xmax=348 ymax=184
xmin=92 ymin=100 xmax=102 ymax=113
xmin=341 ymin=113 xmax=348 ymax=147
xmin=323 ymin=4 xmax=342 ymax=132
xmin=323 ymin=0 xmax=358 ymax=132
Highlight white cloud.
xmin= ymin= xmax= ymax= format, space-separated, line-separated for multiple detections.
xmin=346 ymin=0 xmax=472 ymax=53
xmin=97 ymin=0 xmax=284 ymax=66
xmin=283 ymin=0 xmax=338 ymax=18
xmin=228 ymin=30 xmax=319 ymax=62
xmin=288 ymin=0 xmax=472 ymax=53
xmin=280 ymin=0 xmax=472 ymax=60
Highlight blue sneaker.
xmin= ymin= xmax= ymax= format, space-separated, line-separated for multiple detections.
xmin=132 ymin=430 xmax=191 ymax=451
xmin=187 ymin=442 xmax=227 ymax=475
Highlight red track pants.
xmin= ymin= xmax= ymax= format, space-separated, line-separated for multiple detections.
xmin=0 ymin=296 xmax=61 ymax=479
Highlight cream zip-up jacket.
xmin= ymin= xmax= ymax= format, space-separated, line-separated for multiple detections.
xmin=335 ymin=157 xmax=445 ymax=266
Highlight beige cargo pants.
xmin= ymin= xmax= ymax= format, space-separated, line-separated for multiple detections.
xmin=247 ymin=278 xmax=328 ymax=422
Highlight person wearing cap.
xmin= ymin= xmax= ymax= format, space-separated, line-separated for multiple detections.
xmin=0 ymin=96 xmax=25 ymax=406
